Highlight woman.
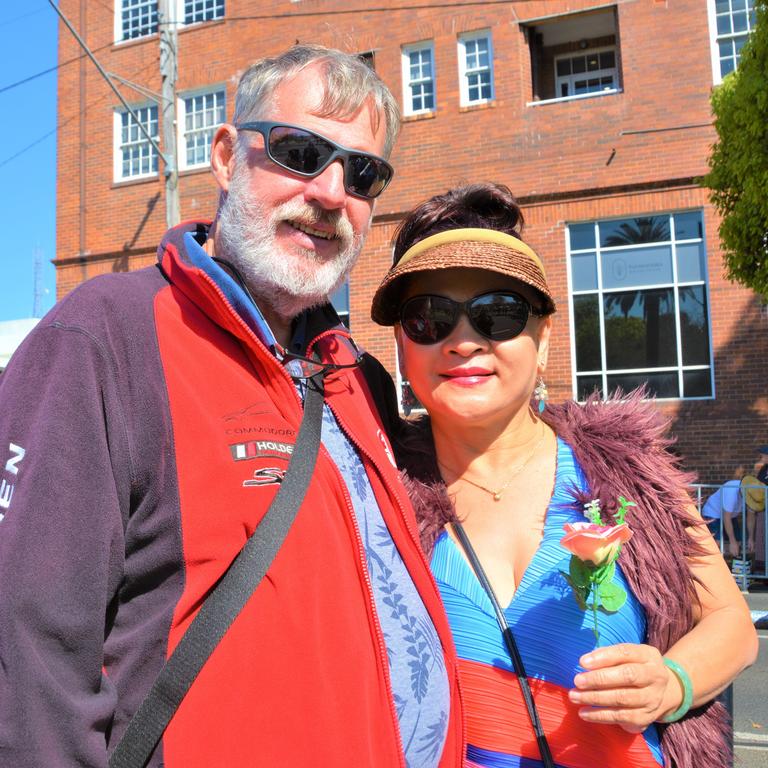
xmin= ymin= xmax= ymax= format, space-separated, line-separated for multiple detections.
xmin=370 ymin=183 xmax=758 ymax=768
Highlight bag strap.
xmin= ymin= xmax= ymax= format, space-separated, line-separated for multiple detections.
xmin=109 ymin=374 xmax=326 ymax=768
xmin=452 ymin=521 xmax=556 ymax=768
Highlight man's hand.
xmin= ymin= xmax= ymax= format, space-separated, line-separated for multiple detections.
xmin=568 ymin=644 xmax=682 ymax=733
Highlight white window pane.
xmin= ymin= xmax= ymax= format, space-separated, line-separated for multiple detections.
xmin=676 ymin=242 xmax=706 ymax=283
xmin=182 ymin=89 xmax=225 ymax=167
xmin=601 ymin=245 xmax=673 ymax=289
xmin=184 ymin=0 xmax=224 ymax=24
xmin=572 ymin=252 xmax=598 ymax=291
xmin=121 ymin=0 xmax=158 ymax=40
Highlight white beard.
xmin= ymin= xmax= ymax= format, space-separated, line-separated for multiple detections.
xmin=215 ymin=162 xmax=365 ymax=321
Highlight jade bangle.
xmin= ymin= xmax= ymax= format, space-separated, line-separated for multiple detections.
xmin=660 ymin=657 xmax=693 ymax=723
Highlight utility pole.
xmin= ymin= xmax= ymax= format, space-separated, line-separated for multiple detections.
xmin=158 ymin=0 xmax=180 ymax=228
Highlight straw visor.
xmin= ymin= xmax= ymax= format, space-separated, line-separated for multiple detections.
xmin=371 ymin=227 xmax=556 ymax=326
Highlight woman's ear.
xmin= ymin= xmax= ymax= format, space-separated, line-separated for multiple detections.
xmin=536 ymin=314 xmax=553 ymax=375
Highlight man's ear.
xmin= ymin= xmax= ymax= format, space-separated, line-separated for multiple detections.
xmin=536 ymin=314 xmax=552 ymax=375
xmin=210 ymin=124 xmax=238 ymax=192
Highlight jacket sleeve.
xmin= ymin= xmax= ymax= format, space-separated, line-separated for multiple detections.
xmin=0 ymin=322 xmax=129 ymax=767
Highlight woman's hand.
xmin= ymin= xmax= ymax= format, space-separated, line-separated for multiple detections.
xmin=568 ymin=644 xmax=682 ymax=733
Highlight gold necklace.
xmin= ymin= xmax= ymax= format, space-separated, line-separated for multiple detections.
xmin=438 ymin=427 xmax=547 ymax=501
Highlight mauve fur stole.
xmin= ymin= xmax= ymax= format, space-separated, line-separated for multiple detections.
xmin=396 ymin=389 xmax=731 ymax=768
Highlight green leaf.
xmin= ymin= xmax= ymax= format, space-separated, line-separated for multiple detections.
xmin=593 ymin=561 xmax=616 ymax=585
xmin=561 ymin=571 xmax=590 ymax=610
xmin=596 ymin=581 xmax=628 ymax=613
xmin=569 ymin=555 xmax=593 ymax=588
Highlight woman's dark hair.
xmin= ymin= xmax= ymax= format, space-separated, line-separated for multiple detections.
xmin=391 ymin=182 xmax=525 ymax=264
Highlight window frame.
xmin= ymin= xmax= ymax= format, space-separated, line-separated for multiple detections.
xmin=707 ymin=0 xmax=757 ymax=83
xmin=183 ymin=0 xmax=225 ymax=26
xmin=115 ymin=0 xmax=159 ymax=42
xmin=113 ymin=102 xmax=160 ymax=182
xmin=566 ymin=211 xmax=715 ymax=403
xmin=177 ymin=85 xmax=226 ymax=171
xmin=457 ymin=30 xmax=494 ymax=107
xmin=115 ymin=0 xmax=224 ymax=43
xmin=553 ymin=46 xmax=618 ymax=99
xmin=402 ymin=41 xmax=436 ymax=116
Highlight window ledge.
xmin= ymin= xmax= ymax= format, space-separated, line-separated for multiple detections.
xmin=113 ymin=32 xmax=159 ymax=50
xmin=527 ymin=89 xmax=621 ymax=107
xmin=459 ymin=100 xmax=496 ymax=113
xmin=179 ymin=17 xmax=226 ymax=34
xmin=179 ymin=165 xmax=212 ymax=177
xmin=111 ymin=174 xmax=160 ymax=190
xmin=402 ymin=111 xmax=436 ymax=123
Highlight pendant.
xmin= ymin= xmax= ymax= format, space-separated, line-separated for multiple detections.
xmin=493 ymin=492 xmax=502 ymax=501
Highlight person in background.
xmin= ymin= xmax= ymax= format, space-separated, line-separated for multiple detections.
xmin=0 ymin=45 xmax=463 ymax=767
xmin=702 ymin=478 xmax=744 ymax=559
xmin=371 ymin=182 xmax=758 ymax=768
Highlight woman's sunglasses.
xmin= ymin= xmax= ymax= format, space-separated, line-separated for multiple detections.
xmin=235 ymin=121 xmax=394 ymax=199
xmin=399 ymin=291 xmax=544 ymax=345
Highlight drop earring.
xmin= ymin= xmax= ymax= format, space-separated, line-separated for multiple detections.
xmin=534 ymin=376 xmax=548 ymax=413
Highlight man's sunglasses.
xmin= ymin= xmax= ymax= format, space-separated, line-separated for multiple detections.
xmin=235 ymin=121 xmax=394 ymax=200
xmin=399 ymin=291 xmax=544 ymax=345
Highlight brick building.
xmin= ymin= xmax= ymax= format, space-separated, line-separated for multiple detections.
xmin=55 ymin=0 xmax=765 ymax=482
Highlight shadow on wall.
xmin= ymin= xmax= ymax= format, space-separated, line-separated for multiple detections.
xmin=122 ymin=192 xmax=161 ymax=254
xmin=670 ymin=298 xmax=768 ymax=485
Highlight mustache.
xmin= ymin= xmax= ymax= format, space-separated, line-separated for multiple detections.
xmin=273 ymin=200 xmax=354 ymax=243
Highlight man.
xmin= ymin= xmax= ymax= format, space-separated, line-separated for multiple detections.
xmin=0 ymin=46 xmax=462 ymax=767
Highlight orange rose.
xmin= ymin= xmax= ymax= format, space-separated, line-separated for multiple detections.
xmin=561 ymin=521 xmax=633 ymax=567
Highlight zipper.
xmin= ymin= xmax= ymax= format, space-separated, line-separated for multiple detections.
xmin=325 ymin=394 xmax=466 ymax=765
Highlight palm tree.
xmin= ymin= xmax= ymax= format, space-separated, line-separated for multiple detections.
xmin=603 ymin=217 xmax=672 ymax=369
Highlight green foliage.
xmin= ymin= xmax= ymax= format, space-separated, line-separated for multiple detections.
xmin=703 ymin=1 xmax=768 ymax=294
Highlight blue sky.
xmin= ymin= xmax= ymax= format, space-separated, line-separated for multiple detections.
xmin=0 ymin=5 xmax=58 ymax=321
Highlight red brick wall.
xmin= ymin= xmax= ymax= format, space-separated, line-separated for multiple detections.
xmin=55 ymin=0 xmax=768 ymax=483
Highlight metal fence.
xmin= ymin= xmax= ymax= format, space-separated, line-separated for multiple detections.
xmin=690 ymin=482 xmax=767 ymax=590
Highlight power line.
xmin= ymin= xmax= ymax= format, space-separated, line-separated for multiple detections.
xmin=0 ymin=57 xmax=158 ymax=172
xmin=0 ymin=42 xmax=114 ymax=96
xmin=0 ymin=7 xmax=46 ymax=30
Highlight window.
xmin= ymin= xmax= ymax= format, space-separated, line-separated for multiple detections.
xmin=115 ymin=105 xmax=159 ymax=181
xmin=116 ymin=0 xmax=224 ymax=42
xmin=330 ymin=281 xmax=350 ymax=328
xmin=568 ymin=212 xmax=712 ymax=401
xmin=402 ymin=42 xmax=436 ymax=115
xmin=119 ymin=0 xmax=158 ymax=40
xmin=709 ymin=0 xmax=757 ymax=80
xmin=179 ymin=88 xmax=225 ymax=169
xmin=525 ymin=8 xmax=621 ymax=103
xmin=555 ymin=48 xmax=617 ymax=98
xmin=184 ymin=0 xmax=224 ymax=25
xmin=458 ymin=31 xmax=494 ymax=106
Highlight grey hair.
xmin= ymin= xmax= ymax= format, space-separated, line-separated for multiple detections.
xmin=232 ymin=44 xmax=401 ymax=158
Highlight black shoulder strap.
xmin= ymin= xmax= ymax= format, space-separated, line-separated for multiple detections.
xmin=109 ymin=374 xmax=326 ymax=768
xmin=453 ymin=521 xmax=556 ymax=768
